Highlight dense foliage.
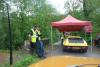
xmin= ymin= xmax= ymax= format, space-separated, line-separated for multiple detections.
xmin=0 ymin=0 xmax=100 ymax=49
xmin=64 ymin=0 xmax=100 ymax=38
xmin=0 ymin=0 xmax=63 ymax=49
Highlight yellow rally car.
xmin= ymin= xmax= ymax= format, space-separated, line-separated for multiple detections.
xmin=63 ymin=36 xmax=88 ymax=52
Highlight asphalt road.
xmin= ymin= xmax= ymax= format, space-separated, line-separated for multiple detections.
xmin=46 ymin=42 xmax=100 ymax=58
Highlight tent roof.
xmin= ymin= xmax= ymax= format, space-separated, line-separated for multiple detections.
xmin=51 ymin=15 xmax=92 ymax=32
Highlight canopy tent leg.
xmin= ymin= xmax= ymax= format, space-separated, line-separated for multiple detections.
xmin=50 ymin=26 xmax=53 ymax=56
xmin=90 ymin=32 xmax=93 ymax=53
xmin=85 ymin=32 xmax=86 ymax=39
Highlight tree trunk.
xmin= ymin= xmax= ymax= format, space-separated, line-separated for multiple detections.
xmin=83 ymin=0 xmax=89 ymax=20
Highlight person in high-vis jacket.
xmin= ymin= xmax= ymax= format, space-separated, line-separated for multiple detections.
xmin=36 ymin=26 xmax=46 ymax=58
xmin=29 ymin=26 xmax=37 ymax=55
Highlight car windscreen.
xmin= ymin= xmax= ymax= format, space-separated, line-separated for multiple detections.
xmin=68 ymin=38 xmax=84 ymax=43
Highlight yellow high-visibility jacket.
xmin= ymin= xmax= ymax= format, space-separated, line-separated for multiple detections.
xmin=31 ymin=29 xmax=37 ymax=43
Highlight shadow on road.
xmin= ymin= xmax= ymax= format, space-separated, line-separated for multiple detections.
xmin=46 ymin=42 xmax=100 ymax=58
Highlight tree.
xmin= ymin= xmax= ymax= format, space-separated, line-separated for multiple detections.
xmin=64 ymin=0 xmax=82 ymax=14
xmin=64 ymin=0 xmax=100 ymax=39
xmin=0 ymin=0 xmax=62 ymax=49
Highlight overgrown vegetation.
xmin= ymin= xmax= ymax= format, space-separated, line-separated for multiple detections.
xmin=0 ymin=0 xmax=63 ymax=49
xmin=0 ymin=50 xmax=39 ymax=67
xmin=0 ymin=0 xmax=100 ymax=49
xmin=0 ymin=0 xmax=100 ymax=66
xmin=14 ymin=55 xmax=39 ymax=67
xmin=64 ymin=0 xmax=100 ymax=38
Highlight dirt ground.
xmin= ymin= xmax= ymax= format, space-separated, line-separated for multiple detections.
xmin=0 ymin=50 xmax=28 ymax=65
xmin=29 ymin=42 xmax=100 ymax=67
xmin=0 ymin=42 xmax=100 ymax=66
xmin=29 ymin=56 xmax=100 ymax=67
xmin=0 ymin=53 xmax=8 ymax=64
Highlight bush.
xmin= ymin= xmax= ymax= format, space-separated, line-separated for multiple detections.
xmin=14 ymin=55 xmax=39 ymax=67
xmin=3 ymin=55 xmax=39 ymax=67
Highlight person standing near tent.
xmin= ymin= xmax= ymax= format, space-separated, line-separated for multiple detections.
xmin=61 ymin=32 xmax=64 ymax=46
xmin=36 ymin=26 xmax=46 ymax=58
xmin=29 ymin=26 xmax=37 ymax=55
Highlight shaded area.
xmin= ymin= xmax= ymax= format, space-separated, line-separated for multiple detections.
xmin=46 ymin=42 xmax=100 ymax=58
xmin=0 ymin=42 xmax=100 ymax=66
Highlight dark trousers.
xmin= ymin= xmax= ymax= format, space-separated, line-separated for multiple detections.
xmin=30 ymin=42 xmax=36 ymax=55
xmin=36 ymin=40 xmax=45 ymax=57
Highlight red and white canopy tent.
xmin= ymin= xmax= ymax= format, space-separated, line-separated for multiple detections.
xmin=51 ymin=15 xmax=93 ymax=52
xmin=51 ymin=15 xmax=92 ymax=32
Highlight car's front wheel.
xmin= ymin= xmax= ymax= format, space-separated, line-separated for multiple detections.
xmin=80 ymin=49 xmax=87 ymax=53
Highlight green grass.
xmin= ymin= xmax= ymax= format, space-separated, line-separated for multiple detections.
xmin=0 ymin=50 xmax=40 ymax=67
xmin=13 ymin=55 xmax=39 ymax=67
xmin=2 ymin=55 xmax=39 ymax=67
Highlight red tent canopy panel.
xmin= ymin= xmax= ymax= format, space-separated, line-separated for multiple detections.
xmin=51 ymin=15 xmax=92 ymax=32
xmin=58 ymin=25 xmax=85 ymax=32
xmin=84 ymin=25 xmax=92 ymax=33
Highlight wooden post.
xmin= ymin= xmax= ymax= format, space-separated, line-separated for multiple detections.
xmin=6 ymin=3 xmax=13 ymax=67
